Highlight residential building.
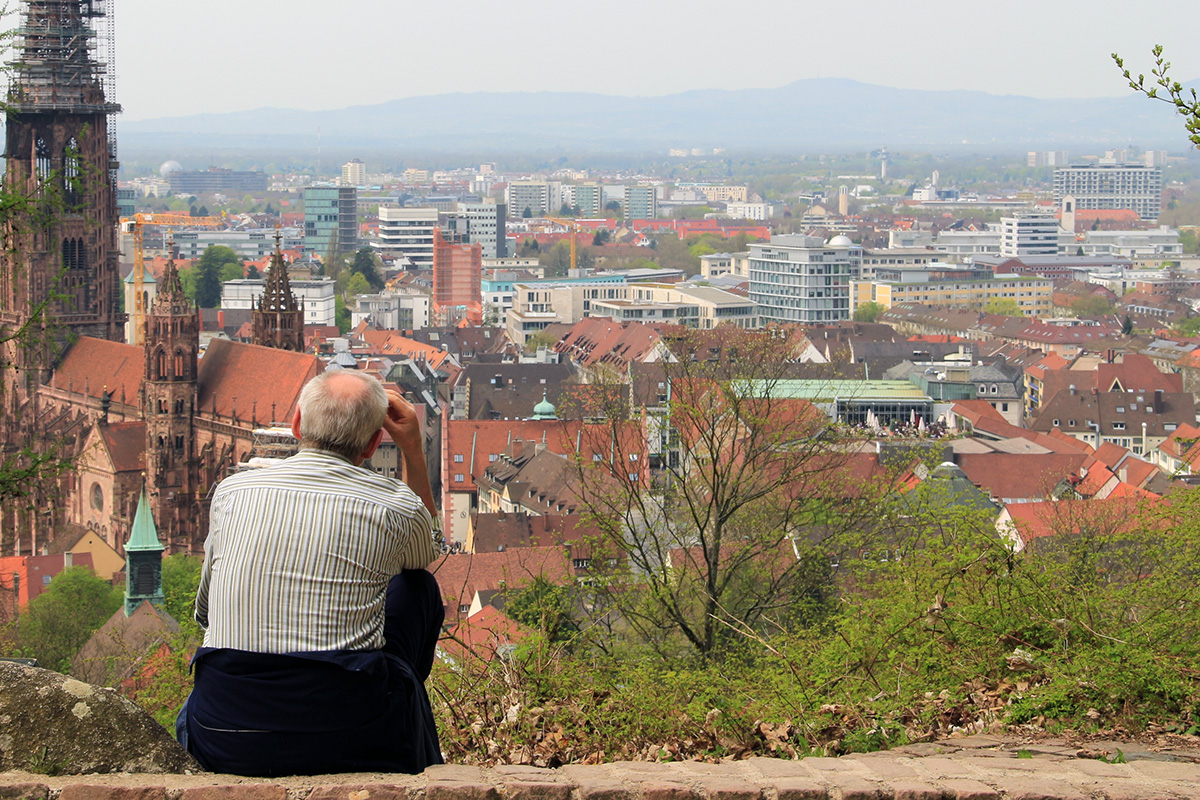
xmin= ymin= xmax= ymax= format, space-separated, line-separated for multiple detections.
xmin=625 ymin=185 xmax=657 ymax=219
xmin=506 ymin=181 xmax=550 ymax=218
xmin=341 ymin=159 xmax=366 ymax=187
xmin=860 ymin=247 xmax=939 ymax=281
xmin=694 ymin=185 xmax=749 ymax=203
xmin=934 ymin=227 xmax=1002 ymax=260
xmin=1031 ymin=387 xmax=1195 ymax=456
xmin=172 ymin=229 xmax=304 ymax=262
xmin=851 ymin=268 xmax=1053 ymax=318
xmin=725 ymin=201 xmax=770 ymax=221
xmin=1053 ymin=161 xmax=1163 ymax=221
xmin=999 ymin=211 xmax=1069 ymax=258
xmin=221 ymin=278 xmax=338 ymax=327
xmin=575 ymin=183 xmax=605 ymax=217
xmin=304 ymin=186 xmax=357 ymax=257
xmin=352 ymin=290 xmax=430 ymax=330
xmin=749 ymin=235 xmax=862 ymax=324
xmin=375 ymin=206 xmax=438 ymax=269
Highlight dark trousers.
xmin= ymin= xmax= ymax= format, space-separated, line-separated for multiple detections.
xmin=177 ymin=569 xmax=445 ymax=776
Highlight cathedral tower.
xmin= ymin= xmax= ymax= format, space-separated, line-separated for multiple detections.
xmin=0 ymin=0 xmax=122 ymax=394
xmin=143 ymin=252 xmax=199 ymax=553
xmin=252 ymin=232 xmax=305 ymax=351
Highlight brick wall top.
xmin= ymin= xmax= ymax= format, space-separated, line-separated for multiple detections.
xmin=3 ymin=736 xmax=1200 ymax=800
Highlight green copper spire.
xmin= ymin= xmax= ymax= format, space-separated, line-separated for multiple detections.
xmin=125 ymin=483 xmax=165 ymax=617
xmin=532 ymin=390 xmax=557 ymax=421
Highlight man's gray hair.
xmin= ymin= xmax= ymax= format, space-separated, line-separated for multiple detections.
xmin=297 ymin=370 xmax=388 ymax=461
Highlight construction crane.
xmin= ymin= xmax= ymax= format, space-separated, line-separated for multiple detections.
xmin=544 ymin=216 xmax=588 ymax=272
xmin=120 ymin=213 xmax=225 ymax=345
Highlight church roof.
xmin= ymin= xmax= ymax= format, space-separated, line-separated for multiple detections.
xmin=198 ymin=338 xmax=322 ymax=424
xmin=98 ymin=422 xmax=146 ymax=473
xmin=123 ymin=269 xmax=155 ymax=285
xmin=51 ymin=337 xmax=142 ymax=401
xmin=126 ymin=485 xmax=164 ymax=553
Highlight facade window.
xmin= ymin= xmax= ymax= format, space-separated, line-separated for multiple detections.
xmin=91 ymin=482 xmax=103 ymax=511
xmin=454 ymin=454 xmax=464 ymax=463
xmin=454 ymin=473 xmax=464 ymax=483
xmin=489 ymin=454 xmax=498 ymax=462
xmin=629 ymin=453 xmax=639 ymax=461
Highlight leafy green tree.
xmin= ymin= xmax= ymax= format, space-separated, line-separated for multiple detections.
xmin=983 ymin=298 xmax=1025 ymax=317
xmin=506 ymin=577 xmax=578 ymax=644
xmin=161 ymin=554 xmax=203 ymax=638
xmin=1071 ymin=296 xmax=1115 ymax=317
xmin=219 ymin=262 xmax=243 ymax=282
xmin=1122 ymin=315 xmax=1135 ymax=336
xmin=345 ymin=272 xmax=370 ymax=299
xmin=523 ymin=330 xmax=558 ymax=353
xmin=1172 ymin=317 xmax=1200 ymax=337
xmin=522 ymin=206 xmax=533 ymax=219
xmin=350 ymin=247 xmax=384 ymax=290
xmin=592 ymin=229 xmax=610 ymax=246
xmin=3 ymin=567 xmax=122 ymax=672
xmin=194 ymin=245 xmax=242 ymax=308
xmin=246 ymin=264 xmax=260 ymax=279
xmin=853 ymin=301 xmax=887 ymax=322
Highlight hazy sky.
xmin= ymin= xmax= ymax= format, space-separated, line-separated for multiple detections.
xmin=110 ymin=0 xmax=1199 ymax=121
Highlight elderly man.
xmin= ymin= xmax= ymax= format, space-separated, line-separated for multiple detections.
xmin=178 ymin=370 xmax=444 ymax=776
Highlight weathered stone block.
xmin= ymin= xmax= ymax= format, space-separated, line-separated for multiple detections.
xmin=424 ymin=782 xmax=500 ymax=800
xmin=307 ymin=784 xmax=412 ymax=800
xmin=503 ymin=781 xmax=572 ymax=800
xmin=639 ymin=781 xmax=697 ymax=800
xmin=179 ymin=786 xmax=286 ymax=800
xmin=59 ymin=788 xmax=167 ymax=800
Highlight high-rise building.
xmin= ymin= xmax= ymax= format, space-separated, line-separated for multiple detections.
xmin=455 ymin=201 xmax=507 ymax=259
xmin=575 ymin=183 xmax=605 ymax=217
xmin=1000 ymin=211 xmax=1064 ymax=258
xmin=506 ymin=181 xmax=550 ymax=218
xmin=0 ymin=0 xmax=123 ymax=387
xmin=375 ymin=206 xmax=438 ymax=269
xmin=1053 ymin=161 xmax=1163 ymax=221
xmin=625 ymin=185 xmax=657 ymax=219
xmin=341 ymin=159 xmax=366 ymax=187
xmin=168 ymin=168 xmax=267 ymax=194
xmin=304 ymin=186 xmax=358 ymax=257
xmin=748 ymin=235 xmax=862 ymax=324
xmin=433 ymin=229 xmax=482 ymax=325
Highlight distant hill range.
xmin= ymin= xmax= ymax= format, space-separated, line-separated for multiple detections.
xmin=118 ymin=78 xmax=1199 ymax=153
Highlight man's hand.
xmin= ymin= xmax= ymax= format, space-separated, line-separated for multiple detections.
xmin=383 ymin=390 xmax=436 ymax=516
xmin=383 ymin=390 xmax=423 ymax=454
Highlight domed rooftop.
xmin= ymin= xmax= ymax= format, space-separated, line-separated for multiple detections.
xmin=531 ymin=391 xmax=557 ymax=421
xmin=827 ymin=234 xmax=854 ymax=247
xmin=159 ymin=160 xmax=183 ymax=178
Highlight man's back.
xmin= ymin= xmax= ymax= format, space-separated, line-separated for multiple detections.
xmin=197 ymin=449 xmax=436 ymax=654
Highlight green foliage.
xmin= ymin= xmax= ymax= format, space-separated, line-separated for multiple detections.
xmin=345 ymin=272 xmax=370 ymax=299
xmin=983 ymin=298 xmax=1025 ymax=317
xmin=194 ymin=245 xmax=242 ymax=308
xmin=505 ymin=577 xmax=579 ymax=644
xmin=1173 ymin=316 xmax=1200 ymax=337
xmin=523 ymin=330 xmax=559 ymax=354
xmin=854 ymin=302 xmax=887 ymax=322
xmin=246 ymin=263 xmax=260 ymax=279
xmin=219 ymin=262 xmax=243 ymax=282
xmin=350 ymin=247 xmax=384 ymax=290
xmin=1122 ymin=315 xmax=1135 ymax=336
xmin=1113 ymin=46 xmax=1200 ymax=148
xmin=161 ymin=554 xmax=203 ymax=638
xmin=2 ymin=567 xmax=122 ymax=672
xmin=1071 ymin=296 xmax=1116 ymax=318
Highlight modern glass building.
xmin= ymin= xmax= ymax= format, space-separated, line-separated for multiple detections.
xmin=304 ymin=186 xmax=357 ymax=257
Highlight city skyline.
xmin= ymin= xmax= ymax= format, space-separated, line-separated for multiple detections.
xmin=113 ymin=0 xmax=1200 ymax=121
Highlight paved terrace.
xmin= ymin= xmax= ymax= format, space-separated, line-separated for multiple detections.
xmin=4 ymin=736 xmax=1200 ymax=800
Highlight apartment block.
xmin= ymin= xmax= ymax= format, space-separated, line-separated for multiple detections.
xmin=506 ymin=181 xmax=551 ymax=218
xmin=851 ymin=267 xmax=1053 ymax=318
xmin=625 ymin=185 xmax=657 ymax=219
xmin=1053 ymin=161 xmax=1163 ymax=221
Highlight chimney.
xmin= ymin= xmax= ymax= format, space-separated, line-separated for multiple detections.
xmin=1155 ymin=388 xmax=1164 ymax=408
xmin=1069 ymin=385 xmax=1075 ymax=395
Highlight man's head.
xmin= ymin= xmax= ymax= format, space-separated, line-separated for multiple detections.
xmin=292 ymin=370 xmax=387 ymax=463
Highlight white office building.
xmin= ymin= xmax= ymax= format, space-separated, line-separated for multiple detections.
xmin=999 ymin=211 xmax=1070 ymax=258
xmin=454 ymin=201 xmax=507 ymax=259
xmin=351 ymin=290 xmax=430 ymax=330
xmin=173 ymin=229 xmax=304 ymax=261
xmin=374 ymin=206 xmax=438 ymax=269
xmin=221 ymin=278 xmax=338 ymax=327
xmin=748 ymin=235 xmax=862 ymax=324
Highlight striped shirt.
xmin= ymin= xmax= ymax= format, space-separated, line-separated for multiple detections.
xmin=195 ymin=449 xmax=437 ymax=653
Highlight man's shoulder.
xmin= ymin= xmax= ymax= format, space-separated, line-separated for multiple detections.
xmin=213 ymin=452 xmax=417 ymax=507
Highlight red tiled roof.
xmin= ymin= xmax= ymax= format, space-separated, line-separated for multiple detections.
xmin=440 ymin=605 xmax=526 ymax=663
xmin=98 ymin=422 xmax=146 ymax=473
xmin=50 ymin=337 xmax=142 ymax=402
xmin=430 ymin=546 xmax=572 ymax=623
xmin=1096 ymin=354 xmax=1182 ymax=394
xmin=956 ymin=453 xmax=1087 ymax=501
xmin=198 ymin=339 xmax=323 ymax=425
xmin=1001 ymin=497 xmax=1152 ymax=546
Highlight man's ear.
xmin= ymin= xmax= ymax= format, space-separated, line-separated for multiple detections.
xmin=291 ymin=407 xmax=302 ymax=440
xmin=360 ymin=428 xmax=385 ymax=462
